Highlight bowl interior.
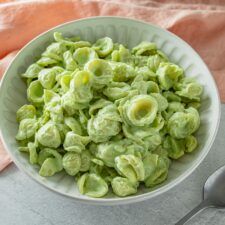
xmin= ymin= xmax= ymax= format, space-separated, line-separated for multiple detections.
xmin=0 ymin=17 xmax=220 ymax=205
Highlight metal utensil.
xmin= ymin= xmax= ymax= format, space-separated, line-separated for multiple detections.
xmin=175 ymin=165 xmax=225 ymax=225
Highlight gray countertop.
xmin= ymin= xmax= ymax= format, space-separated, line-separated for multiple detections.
xmin=0 ymin=105 xmax=225 ymax=225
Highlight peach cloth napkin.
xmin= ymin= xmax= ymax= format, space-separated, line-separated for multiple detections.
xmin=0 ymin=0 xmax=225 ymax=171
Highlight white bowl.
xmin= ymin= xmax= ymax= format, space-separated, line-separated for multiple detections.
xmin=0 ymin=17 xmax=221 ymax=205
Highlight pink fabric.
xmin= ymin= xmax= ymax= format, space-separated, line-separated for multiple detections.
xmin=0 ymin=0 xmax=225 ymax=171
xmin=0 ymin=139 xmax=12 ymax=171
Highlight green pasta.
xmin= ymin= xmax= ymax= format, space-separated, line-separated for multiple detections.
xmin=16 ymin=33 xmax=203 ymax=198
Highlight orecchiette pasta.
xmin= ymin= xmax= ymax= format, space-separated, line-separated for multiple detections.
xmin=115 ymin=154 xmax=145 ymax=183
xmin=36 ymin=122 xmax=61 ymax=148
xmin=85 ymin=59 xmax=112 ymax=89
xmin=111 ymin=177 xmax=137 ymax=197
xmin=16 ymin=33 xmax=203 ymax=198
xmin=63 ymin=50 xmax=78 ymax=71
xmin=143 ymin=153 xmax=169 ymax=187
xmin=16 ymin=104 xmax=36 ymax=122
xmin=156 ymin=62 xmax=183 ymax=90
xmin=87 ymin=104 xmax=121 ymax=143
xmin=168 ymin=107 xmax=200 ymax=139
xmin=92 ymin=37 xmax=114 ymax=58
xmin=22 ymin=63 xmax=43 ymax=79
xmin=111 ymin=44 xmax=131 ymax=63
xmin=62 ymin=152 xmax=81 ymax=176
xmin=77 ymin=173 xmax=108 ymax=198
xmin=119 ymin=95 xmax=158 ymax=126
xmin=63 ymin=131 xmax=90 ymax=153
xmin=163 ymin=136 xmax=185 ymax=159
xmin=147 ymin=51 xmax=168 ymax=72
xmin=27 ymin=80 xmax=44 ymax=104
xmin=16 ymin=118 xmax=38 ymax=141
xmin=38 ymin=148 xmax=63 ymax=177
xmin=73 ymin=47 xmax=98 ymax=66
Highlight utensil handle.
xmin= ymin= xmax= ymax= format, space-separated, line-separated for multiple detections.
xmin=175 ymin=199 xmax=211 ymax=225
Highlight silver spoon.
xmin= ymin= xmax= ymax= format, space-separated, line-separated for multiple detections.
xmin=175 ymin=165 xmax=225 ymax=225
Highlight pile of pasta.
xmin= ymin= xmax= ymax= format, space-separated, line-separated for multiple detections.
xmin=16 ymin=33 xmax=203 ymax=197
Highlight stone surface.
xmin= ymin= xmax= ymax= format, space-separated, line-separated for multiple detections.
xmin=0 ymin=105 xmax=225 ymax=225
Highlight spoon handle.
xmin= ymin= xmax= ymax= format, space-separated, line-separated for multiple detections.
xmin=175 ymin=199 xmax=210 ymax=225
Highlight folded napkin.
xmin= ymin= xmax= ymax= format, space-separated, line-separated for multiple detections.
xmin=0 ymin=0 xmax=224 ymax=171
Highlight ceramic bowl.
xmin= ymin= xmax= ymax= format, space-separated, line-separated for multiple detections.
xmin=0 ymin=17 xmax=220 ymax=205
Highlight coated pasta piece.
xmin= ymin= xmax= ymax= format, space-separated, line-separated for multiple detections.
xmin=111 ymin=177 xmax=137 ymax=197
xmin=151 ymin=93 xmax=168 ymax=112
xmin=18 ymin=140 xmax=39 ymax=165
xmin=73 ymin=47 xmax=98 ymax=66
xmin=174 ymin=77 xmax=203 ymax=102
xmin=59 ymin=72 xmax=73 ymax=93
xmin=111 ymin=62 xmax=136 ymax=82
xmin=85 ymin=59 xmax=113 ymax=89
xmin=89 ymin=158 xmax=105 ymax=175
xmin=27 ymin=142 xmax=38 ymax=165
xmin=16 ymin=104 xmax=36 ymax=122
xmin=122 ymin=113 xmax=164 ymax=144
xmin=187 ymin=102 xmax=201 ymax=110
xmin=63 ymin=131 xmax=90 ymax=153
xmin=103 ymin=82 xmax=130 ymax=101
xmin=162 ymin=101 xmax=185 ymax=120
xmin=87 ymin=104 xmax=121 ymax=143
xmin=136 ymin=66 xmax=157 ymax=81
xmin=132 ymin=74 xmax=160 ymax=95
xmin=38 ymin=148 xmax=54 ymax=166
xmin=143 ymin=153 xmax=169 ymax=188
xmin=146 ymin=81 xmax=160 ymax=93
xmin=93 ymin=37 xmax=114 ymax=58
xmin=63 ymin=50 xmax=78 ymax=71
xmin=39 ymin=148 xmax=63 ymax=177
xmin=16 ymin=118 xmax=38 ymax=141
xmin=61 ymin=91 xmax=84 ymax=114
xmin=163 ymin=136 xmax=185 ymax=159
xmin=44 ymin=90 xmax=64 ymax=123
xmin=70 ymin=71 xmax=93 ymax=99
xmin=27 ymin=80 xmax=44 ymax=105
xmin=22 ymin=63 xmax=43 ymax=79
xmin=119 ymin=94 xmax=158 ymax=127
xmin=64 ymin=117 xmax=83 ymax=135
xmin=55 ymin=123 xmax=70 ymax=142
xmin=115 ymin=154 xmax=145 ymax=183
xmin=42 ymin=42 xmax=67 ymax=61
xmin=147 ymin=52 xmax=168 ymax=72
xmin=111 ymin=44 xmax=131 ymax=63
xmin=37 ymin=57 xmax=59 ymax=67
xmin=62 ymin=152 xmax=81 ymax=176
xmin=38 ymin=66 xmax=64 ymax=89
xmin=168 ymin=107 xmax=200 ymax=139
xmin=54 ymin=32 xmax=91 ymax=49
xmin=80 ymin=150 xmax=92 ymax=172
xmin=156 ymin=62 xmax=183 ymax=90
xmin=96 ymin=139 xmax=130 ymax=167
xmin=132 ymin=41 xmax=157 ymax=56
xmin=131 ymin=74 xmax=150 ymax=95
xmin=36 ymin=122 xmax=61 ymax=148
xmin=77 ymin=173 xmax=108 ymax=198
xmin=162 ymin=91 xmax=181 ymax=102
xmin=62 ymin=71 xmax=94 ymax=111
xmin=101 ymin=167 xmax=118 ymax=184
xmin=184 ymin=135 xmax=198 ymax=153
xmin=88 ymin=99 xmax=112 ymax=116
xmin=143 ymin=134 xmax=162 ymax=152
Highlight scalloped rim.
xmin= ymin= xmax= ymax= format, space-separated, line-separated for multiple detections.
xmin=0 ymin=16 xmax=221 ymax=205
